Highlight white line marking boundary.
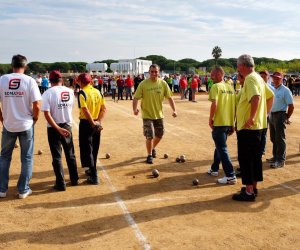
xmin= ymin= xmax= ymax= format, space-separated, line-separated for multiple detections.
xmin=72 ymin=118 xmax=151 ymax=250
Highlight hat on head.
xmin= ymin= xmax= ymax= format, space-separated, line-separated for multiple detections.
xmin=49 ymin=70 xmax=62 ymax=81
xmin=77 ymin=73 xmax=92 ymax=84
xmin=259 ymin=70 xmax=269 ymax=75
xmin=271 ymin=72 xmax=283 ymax=79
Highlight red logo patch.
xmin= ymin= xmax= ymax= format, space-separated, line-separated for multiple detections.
xmin=61 ymin=91 xmax=70 ymax=102
xmin=9 ymin=79 xmax=21 ymax=89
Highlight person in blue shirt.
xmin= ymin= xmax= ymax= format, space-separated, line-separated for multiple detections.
xmin=267 ymin=72 xmax=294 ymax=168
xmin=41 ymin=75 xmax=49 ymax=94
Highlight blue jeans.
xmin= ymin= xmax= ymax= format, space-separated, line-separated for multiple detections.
xmin=0 ymin=126 xmax=34 ymax=194
xmin=211 ymin=126 xmax=235 ymax=177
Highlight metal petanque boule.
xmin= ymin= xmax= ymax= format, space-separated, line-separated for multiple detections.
xmin=193 ymin=178 xmax=199 ymax=186
xmin=105 ymin=153 xmax=111 ymax=159
xmin=152 ymin=169 xmax=159 ymax=178
xmin=164 ymin=153 xmax=169 ymax=159
xmin=38 ymin=149 xmax=43 ymax=155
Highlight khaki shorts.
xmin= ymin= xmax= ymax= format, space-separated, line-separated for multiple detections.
xmin=143 ymin=119 xmax=164 ymax=139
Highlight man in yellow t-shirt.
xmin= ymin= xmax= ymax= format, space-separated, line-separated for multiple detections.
xmin=207 ymin=66 xmax=237 ymax=185
xmin=78 ymin=73 xmax=106 ymax=185
xmin=133 ymin=64 xmax=177 ymax=164
xmin=233 ymin=54 xmax=274 ymax=202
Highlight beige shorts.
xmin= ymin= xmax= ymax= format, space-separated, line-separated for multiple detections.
xmin=143 ymin=119 xmax=164 ymax=139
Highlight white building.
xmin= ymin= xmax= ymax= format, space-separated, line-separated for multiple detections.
xmin=86 ymin=63 xmax=108 ymax=72
xmin=117 ymin=59 xmax=152 ymax=75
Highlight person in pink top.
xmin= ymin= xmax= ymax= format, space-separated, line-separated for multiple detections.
xmin=125 ymin=75 xmax=134 ymax=100
xmin=191 ymin=75 xmax=199 ymax=102
xmin=179 ymin=75 xmax=188 ymax=100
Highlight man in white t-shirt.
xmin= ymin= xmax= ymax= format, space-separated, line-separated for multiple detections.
xmin=0 ymin=54 xmax=42 ymax=199
xmin=41 ymin=70 xmax=79 ymax=191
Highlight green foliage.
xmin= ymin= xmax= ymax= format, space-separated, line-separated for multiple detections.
xmin=1 ymin=56 xmax=299 ymax=76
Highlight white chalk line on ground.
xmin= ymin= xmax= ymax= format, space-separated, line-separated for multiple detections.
xmin=52 ymin=186 xmax=288 ymax=211
xmin=103 ymin=103 xmax=300 ymax=195
xmin=72 ymin=118 xmax=151 ymax=250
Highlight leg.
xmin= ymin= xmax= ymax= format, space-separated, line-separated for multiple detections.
xmin=0 ymin=128 xmax=17 ymax=193
xmin=61 ymin=124 xmax=79 ymax=185
xmin=18 ymin=126 xmax=34 ymax=194
xmin=47 ymin=127 xmax=65 ymax=187
xmin=212 ymin=127 xmax=235 ymax=177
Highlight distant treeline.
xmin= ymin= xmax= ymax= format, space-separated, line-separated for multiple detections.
xmin=1 ymin=55 xmax=300 ymax=75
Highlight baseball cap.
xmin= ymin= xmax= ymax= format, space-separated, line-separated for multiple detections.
xmin=49 ymin=70 xmax=62 ymax=81
xmin=77 ymin=73 xmax=92 ymax=84
xmin=271 ymin=72 xmax=283 ymax=79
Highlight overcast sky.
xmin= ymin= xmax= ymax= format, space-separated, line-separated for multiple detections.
xmin=1 ymin=0 xmax=300 ymax=63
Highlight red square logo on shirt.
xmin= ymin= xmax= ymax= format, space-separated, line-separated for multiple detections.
xmin=61 ymin=92 xmax=70 ymax=102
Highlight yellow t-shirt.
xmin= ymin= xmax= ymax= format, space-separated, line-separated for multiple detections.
xmin=236 ymin=72 xmax=274 ymax=131
xmin=134 ymin=78 xmax=172 ymax=119
xmin=79 ymin=85 xmax=105 ymax=120
xmin=209 ymin=81 xmax=236 ymax=126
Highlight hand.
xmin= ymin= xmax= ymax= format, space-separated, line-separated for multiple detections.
xmin=243 ymin=118 xmax=254 ymax=129
xmin=209 ymin=118 xmax=214 ymax=129
xmin=58 ymin=128 xmax=71 ymax=137
xmin=133 ymin=109 xmax=139 ymax=116
xmin=228 ymin=127 xmax=235 ymax=136
xmin=93 ymin=121 xmax=103 ymax=132
xmin=285 ymin=118 xmax=291 ymax=125
xmin=172 ymin=111 xmax=177 ymax=118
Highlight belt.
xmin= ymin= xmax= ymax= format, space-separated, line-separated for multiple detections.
xmin=271 ymin=111 xmax=286 ymax=114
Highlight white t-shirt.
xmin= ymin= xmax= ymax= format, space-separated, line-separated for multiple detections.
xmin=41 ymin=85 xmax=74 ymax=127
xmin=0 ymin=73 xmax=42 ymax=132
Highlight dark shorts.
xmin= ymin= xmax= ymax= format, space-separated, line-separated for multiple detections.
xmin=143 ymin=119 xmax=164 ymax=139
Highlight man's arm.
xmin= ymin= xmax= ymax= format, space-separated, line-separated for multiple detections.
xmin=266 ymin=96 xmax=274 ymax=115
xmin=243 ymin=95 xmax=260 ymax=129
xmin=167 ymin=97 xmax=177 ymax=117
xmin=209 ymin=100 xmax=217 ymax=129
xmin=286 ymin=103 xmax=294 ymax=124
xmin=133 ymin=97 xmax=139 ymax=115
xmin=44 ymin=111 xmax=70 ymax=137
xmin=32 ymin=100 xmax=41 ymax=124
xmin=97 ymin=104 xmax=107 ymax=123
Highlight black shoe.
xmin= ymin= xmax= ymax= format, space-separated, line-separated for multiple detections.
xmin=152 ymin=149 xmax=157 ymax=158
xmin=54 ymin=184 xmax=66 ymax=191
xmin=241 ymin=187 xmax=258 ymax=196
xmin=71 ymin=180 xmax=79 ymax=186
xmin=87 ymin=176 xmax=100 ymax=185
xmin=85 ymin=169 xmax=92 ymax=176
xmin=236 ymin=171 xmax=242 ymax=178
xmin=232 ymin=190 xmax=255 ymax=201
xmin=146 ymin=155 xmax=153 ymax=164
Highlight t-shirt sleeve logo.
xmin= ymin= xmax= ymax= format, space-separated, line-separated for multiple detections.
xmin=9 ymin=79 xmax=21 ymax=89
xmin=61 ymin=91 xmax=70 ymax=102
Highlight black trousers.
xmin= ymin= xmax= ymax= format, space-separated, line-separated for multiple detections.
xmin=237 ymin=129 xmax=263 ymax=185
xmin=47 ymin=124 xmax=78 ymax=186
xmin=79 ymin=120 xmax=101 ymax=177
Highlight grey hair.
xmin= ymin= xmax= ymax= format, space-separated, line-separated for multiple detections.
xmin=237 ymin=54 xmax=255 ymax=67
xmin=11 ymin=54 xmax=28 ymax=68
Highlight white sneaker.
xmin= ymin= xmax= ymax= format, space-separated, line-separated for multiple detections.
xmin=217 ymin=176 xmax=237 ymax=185
xmin=0 ymin=192 xmax=7 ymax=198
xmin=207 ymin=168 xmax=218 ymax=177
xmin=19 ymin=189 xmax=32 ymax=199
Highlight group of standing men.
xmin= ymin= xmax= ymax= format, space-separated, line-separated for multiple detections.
xmin=0 ymin=54 xmax=295 ymax=203
xmin=208 ymin=54 xmax=294 ymax=201
xmin=0 ymin=54 xmax=106 ymax=199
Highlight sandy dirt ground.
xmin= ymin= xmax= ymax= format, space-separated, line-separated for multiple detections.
xmin=0 ymin=93 xmax=299 ymax=250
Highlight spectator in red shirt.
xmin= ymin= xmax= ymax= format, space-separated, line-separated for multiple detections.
xmin=191 ymin=75 xmax=199 ymax=102
xmin=179 ymin=75 xmax=188 ymax=100
xmin=125 ymin=75 xmax=134 ymax=100
xmin=117 ymin=75 xmax=125 ymax=100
